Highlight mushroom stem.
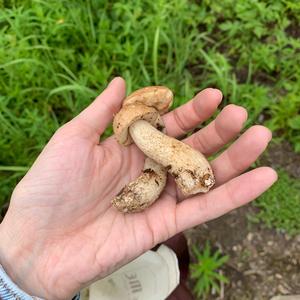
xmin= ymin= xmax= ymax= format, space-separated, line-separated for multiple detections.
xmin=129 ymin=120 xmax=215 ymax=195
xmin=112 ymin=158 xmax=167 ymax=213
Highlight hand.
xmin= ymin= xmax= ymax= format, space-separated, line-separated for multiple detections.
xmin=0 ymin=78 xmax=277 ymax=300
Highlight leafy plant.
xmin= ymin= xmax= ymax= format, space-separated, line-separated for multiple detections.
xmin=266 ymin=92 xmax=300 ymax=152
xmin=251 ymin=170 xmax=300 ymax=235
xmin=190 ymin=242 xmax=229 ymax=298
xmin=1 ymin=0 xmax=300 ymax=208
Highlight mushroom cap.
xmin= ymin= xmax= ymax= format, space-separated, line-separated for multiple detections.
xmin=113 ymin=103 xmax=165 ymax=145
xmin=123 ymin=86 xmax=173 ymax=114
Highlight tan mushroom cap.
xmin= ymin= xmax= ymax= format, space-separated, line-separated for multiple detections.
xmin=123 ymin=86 xmax=173 ymax=114
xmin=113 ymin=86 xmax=173 ymax=146
xmin=113 ymin=103 xmax=165 ymax=146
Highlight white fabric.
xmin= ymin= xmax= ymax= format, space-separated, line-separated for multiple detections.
xmin=89 ymin=245 xmax=180 ymax=300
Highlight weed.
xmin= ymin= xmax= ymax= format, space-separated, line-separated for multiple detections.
xmin=190 ymin=242 xmax=229 ymax=298
xmin=251 ymin=170 xmax=300 ymax=235
xmin=0 ymin=0 xmax=300 ymax=209
xmin=266 ymin=92 xmax=300 ymax=152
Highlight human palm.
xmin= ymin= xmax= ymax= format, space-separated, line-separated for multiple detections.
xmin=0 ymin=78 xmax=277 ymax=300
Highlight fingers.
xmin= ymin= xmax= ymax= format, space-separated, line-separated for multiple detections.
xmin=211 ymin=125 xmax=272 ymax=186
xmin=163 ymin=88 xmax=223 ymax=138
xmin=175 ymin=167 xmax=278 ymax=232
xmin=75 ymin=84 xmax=220 ymax=138
xmin=184 ymin=104 xmax=248 ymax=156
xmin=75 ymin=77 xmax=126 ymax=135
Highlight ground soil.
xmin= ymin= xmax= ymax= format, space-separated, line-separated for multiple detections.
xmin=186 ymin=142 xmax=300 ymax=300
xmin=186 ymin=205 xmax=300 ymax=300
xmin=260 ymin=141 xmax=300 ymax=178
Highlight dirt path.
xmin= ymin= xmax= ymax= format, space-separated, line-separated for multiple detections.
xmin=186 ymin=205 xmax=300 ymax=299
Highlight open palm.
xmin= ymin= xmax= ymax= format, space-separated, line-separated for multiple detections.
xmin=0 ymin=78 xmax=277 ymax=300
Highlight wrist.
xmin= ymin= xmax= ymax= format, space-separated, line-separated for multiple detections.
xmin=0 ymin=214 xmax=78 ymax=300
xmin=0 ymin=264 xmax=38 ymax=300
xmin=0 ymin=214 xmax=40 ymax=298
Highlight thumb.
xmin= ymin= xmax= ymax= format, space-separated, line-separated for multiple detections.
xmin=75 ymin=77 xmax=126 ymax=135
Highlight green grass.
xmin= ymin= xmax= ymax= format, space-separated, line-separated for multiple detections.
xmin=0 ymin=0 xmax=300 ymax=216
xmin=190 ymin=242 xmax=229 ymax=298
xmin=250 ymin=170 xmax=300 ymax=235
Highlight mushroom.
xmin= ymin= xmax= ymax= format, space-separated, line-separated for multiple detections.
xmin=112 ymin=87 xmax=172 ymax=213
xmin=112 ymin=86 xmax=215 ymax=213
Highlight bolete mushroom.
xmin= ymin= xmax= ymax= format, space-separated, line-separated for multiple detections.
xmin=112 ymin=87 xmax=172 ymax=213
xmin=112 ymin=86 xmax=215 ymax=213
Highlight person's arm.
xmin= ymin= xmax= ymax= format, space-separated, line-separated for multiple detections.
xmin=0 ymin=264 xmax=40 ymax=300
xmin=0 ymin=265 xmax=80 ymax=300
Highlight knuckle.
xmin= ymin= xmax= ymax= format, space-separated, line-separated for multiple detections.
xmin=173 ymin=109 xmax=190 ymax=133
xmin=192 ymin=132 xmax=209 ymax=154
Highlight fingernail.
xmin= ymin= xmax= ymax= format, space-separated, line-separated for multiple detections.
xmin=108 ymin=76 xmax=124 ymax=88
xmin=107 ymin=77 xmax=117 ymax=88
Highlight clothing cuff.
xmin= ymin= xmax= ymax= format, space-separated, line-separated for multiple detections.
xmin=0 ymin=265 xmax=80 ymax=299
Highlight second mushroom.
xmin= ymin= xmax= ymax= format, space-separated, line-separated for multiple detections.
xmin=112 ymin=86 xmax=215 ymax=213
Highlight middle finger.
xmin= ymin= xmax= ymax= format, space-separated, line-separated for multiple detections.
xmin=183 ymin=104 xmax=248 ymax=156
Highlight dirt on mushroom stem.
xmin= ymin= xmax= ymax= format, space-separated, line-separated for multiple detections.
xmin=129 ymin=120 xmax=215 ymax=195
xmin=111 ymin=158 xmax=167 ymax=213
